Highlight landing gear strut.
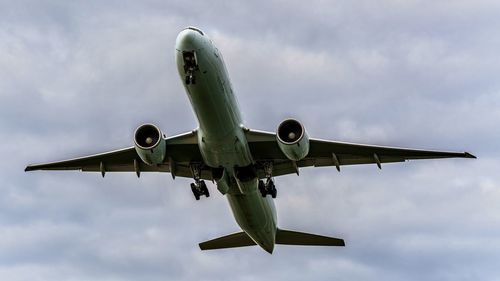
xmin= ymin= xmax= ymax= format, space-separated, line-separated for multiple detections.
xmin=183 ymin=51 xmax=199 ymax=85
xmin=190 ymin=163 xmax=209 ymax=200
xmin=259 ymin=162 xmax=277 ymax=198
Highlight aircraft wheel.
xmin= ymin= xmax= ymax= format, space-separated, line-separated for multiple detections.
xmin=200 ymin=180 xmax=210 ymax=197
xmin=271 ymin=187 xmax=277 ymax=199
xmin=185 ymin=76 xmax=191 ymax=85
xmin=265 ymin=179 xmax=276 ymax=198
xmin=258 ymin=180 xmax=267 ymax=197
xmin=191 ymin=183 xmax=200 ymax=200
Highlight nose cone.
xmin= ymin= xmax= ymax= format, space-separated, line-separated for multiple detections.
xmin=176 ymin=27 xmax=204 ymax=51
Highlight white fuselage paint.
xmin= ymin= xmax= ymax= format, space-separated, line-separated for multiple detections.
xmin=175 ymin=28 xmax=277 ymax=253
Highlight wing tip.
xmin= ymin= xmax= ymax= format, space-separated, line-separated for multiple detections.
xmin=25 ymin=165 xmax=34 ymax=172
xmin=464 ymin=152 xmax=477 ymax=159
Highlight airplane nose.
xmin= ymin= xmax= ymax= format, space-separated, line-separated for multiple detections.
xmin=176 ymin=27 xmax=204 ymax=51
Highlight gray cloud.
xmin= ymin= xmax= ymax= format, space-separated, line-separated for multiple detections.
xmin=1 ymin=1 xmax=499 ymax=280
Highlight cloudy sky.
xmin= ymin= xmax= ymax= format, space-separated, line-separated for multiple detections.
xmin=2 ymin=0 xmax=499 ymax=280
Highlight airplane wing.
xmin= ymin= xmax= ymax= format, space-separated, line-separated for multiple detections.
xmin=26 ymin=128 xmax=475 ymax=180
xmin=245 ymin=129 xmax=476 ymax=178
xmin=25 ymin=131 xmax=213 ymax=180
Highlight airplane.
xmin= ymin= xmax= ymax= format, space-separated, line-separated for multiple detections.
xmin=25 ymin=26 xmax=476 ymax=254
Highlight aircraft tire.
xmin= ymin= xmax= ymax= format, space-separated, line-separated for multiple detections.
xmin=258 ymin=180 xmax=267 ymax=197
xmin=191 ymin=183 xmax=200 ymax=200
xmin=200 ymin=180 xmax=210 ymax=197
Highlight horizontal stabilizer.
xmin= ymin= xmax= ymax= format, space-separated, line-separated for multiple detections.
xmin=199 ymin=229 xmax=345 ymax=251
xmin=276 ymin=229 xmax=345 ymax=246
xmin=199 ymin=232 xmax=256 ymax=250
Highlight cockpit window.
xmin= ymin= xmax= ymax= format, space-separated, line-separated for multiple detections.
xmin=186 ymin=26 xmax=204 ymax=36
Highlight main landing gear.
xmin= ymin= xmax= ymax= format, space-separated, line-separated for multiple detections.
xmin=259 ymin=162 xmax=277 ymax=198
xmin=190 ymin=164 xmax=209 ymax=200
xmin=259 ymin=178 xmax=277 ymax=198
xmin=191 ymin=180 xmax=209 ymax=201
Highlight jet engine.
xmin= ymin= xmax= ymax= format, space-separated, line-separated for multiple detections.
xmin=276 ymin=119 xmax=310 ymax=161
xmin=134 ymin=124 xmax=166 ymax=165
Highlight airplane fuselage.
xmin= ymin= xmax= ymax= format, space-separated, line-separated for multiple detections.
xmin=24 ymin=26 xmax=475 ymax=253
xmin=24 ymin=27 xmax=476 ymax=253
xmin=175 ymin=28 xmax=277 ymax=253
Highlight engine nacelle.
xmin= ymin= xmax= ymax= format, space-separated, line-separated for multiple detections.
xmin=276 ymin=119 xmax=310 ymax=161
xmin=134 ymin=124 xmax=166 ymax=165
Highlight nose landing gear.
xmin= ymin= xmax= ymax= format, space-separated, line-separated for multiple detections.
xmin=183 ymin=51 xmax=199 ymax=85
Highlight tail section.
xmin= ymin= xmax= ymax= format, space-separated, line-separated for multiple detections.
xmin=199 ymin=231 xmax=255 ymax=250
xmin=199 ymin=229 xmax=344 ymax=251
xmin=275 ymin=229 xmax=345 ymax=246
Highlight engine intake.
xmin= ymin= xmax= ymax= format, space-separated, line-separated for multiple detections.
xmin=276 ymin=119 xmax=309 ymax=161
xmin=134 ymin=124 xmax=166 ymax=165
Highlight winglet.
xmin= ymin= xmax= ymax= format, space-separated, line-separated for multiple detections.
xmin=464 ymin=152 xmax=477 ymax=159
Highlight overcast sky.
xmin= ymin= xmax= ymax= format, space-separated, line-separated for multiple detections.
xmin=2 ymin=1 xmax=499 ymax=280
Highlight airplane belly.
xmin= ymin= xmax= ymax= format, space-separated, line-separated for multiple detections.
xmin=176 ymin=28 xmax=278 ymax=252
xmin=176 ymin=41 xmax=253 ymax=168
xmin=198 ymin=131 xmax=254 ymax=168
xmin=227 ymin=190 xmax=277 ymax=250
xmin=187 ymin=73 xmax=237 ymax=137
xmin=177 ymin=42 xmax=241 ymax=139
